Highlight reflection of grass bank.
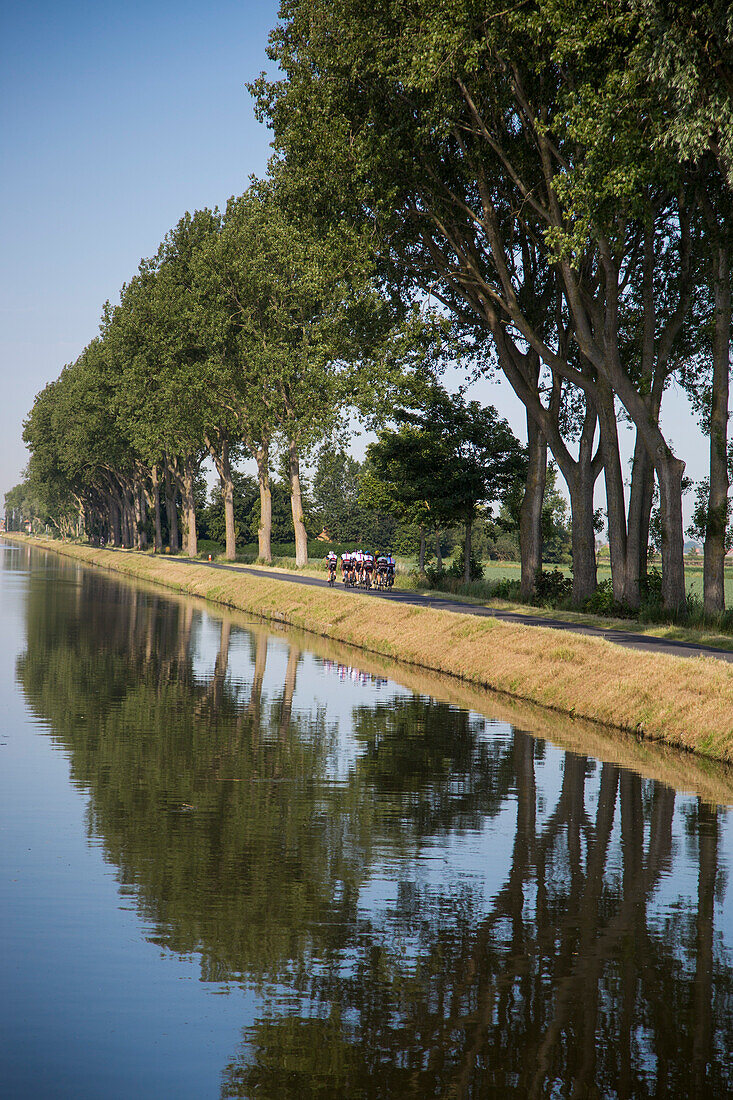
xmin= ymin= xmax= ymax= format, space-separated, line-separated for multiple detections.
xmin=10 ymin=535 xmax=733 ymax=764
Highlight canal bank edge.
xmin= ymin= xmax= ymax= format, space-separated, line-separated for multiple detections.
xmin=9 ymin=536 xmax=733 ymax=765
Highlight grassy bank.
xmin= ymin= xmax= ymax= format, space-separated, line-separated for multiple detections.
xmin=9 ymin=535 xmax=733 ymax=765
xmin=198 ymin=548 xmax=733 ymax=652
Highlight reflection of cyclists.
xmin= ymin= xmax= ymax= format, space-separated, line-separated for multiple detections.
xmin=327 ymin=550 xmax=338 ymax=585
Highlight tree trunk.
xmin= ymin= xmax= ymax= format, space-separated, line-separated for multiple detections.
xmin=109 ymin=497 xmax=121 ymax=546
xmin=126 ymin=487 xmax=138 ymax=549
xmin=222 ymin=443 xmax=236 ymax=562
xmin=419 ymin=528 xmax=426 ymax=573
xmin=126 ymin=498 xmax=135 ymax=548
xmin=256 ymin=443 xmax=272 ymax=563
xmin=181 ymin=457 xmax=198 ymax=557
xmin=163 ymin=459 xmax=179 ymax=552
xmin=566 ymin=414 xmax=599 ymax=606
xmin=206 ymin=436 xmax=237 ymax=562
xmin=656 ymin=454 xmax=687 ymax=613
xmin=704 ymin=241 xmax=731 ymax=614
xmin=595 ymin=356 xmax=687 ymax=610
xmin=287 ymin=437 xmax=308 ymax=567
xmin=139 ymin=484 xmax=148 ymax=549
xmin=597 ymin=380 xmax=628 ymax=604
xmin=519 ymin=413 xmax=547 ymax=600
xmin=435 ymin=529 xmax=442 ymax=571
xmin=511 ymin=369 xmax=600 ymax=606
xmin=133 ymin=483 xmax=146 ymax=550
xmin=117 ymin=489 xmax=132 ymax=548
xmin=463 ymin=520 xmax=472 ymax=585
xmin=621 ymin=437 xmax=648 ymax=608
xmin=150 ymin=466 xmax=163 ymax=553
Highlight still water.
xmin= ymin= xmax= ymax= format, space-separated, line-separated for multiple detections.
xmin=1 ymin=542 xmax=732 ymax=1098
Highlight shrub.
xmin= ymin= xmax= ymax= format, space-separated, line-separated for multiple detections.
xmin=533 ymin=568 xmax=573 ymax=605
xmin=196 ymin=539 xmax=223 ymax=559
xmin=490 ymin=576 xmax=522 ymax=600
xmin=423 ymin=564 xmax=443 ymax=586
xmin=447 ymin=547 xmax=485 ymax=580
xmin=235 ymin=539 xmax=368 ymax=563
xmin=639 ymin=566 xmax=663 ymax=607
xmin=488 ymin=533 xmax=520 ymax=561
xmin=582 ymin=578 xmax=635 ymax=618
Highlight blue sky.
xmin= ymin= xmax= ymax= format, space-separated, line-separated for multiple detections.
xmin=0 ymin=0 xmax=707 ymax=526
xmin=0 ymin=0 xmax=277 ymax=499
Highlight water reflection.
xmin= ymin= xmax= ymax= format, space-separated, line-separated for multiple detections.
xmin=13 ymin=552 xmax=733 ymax=1097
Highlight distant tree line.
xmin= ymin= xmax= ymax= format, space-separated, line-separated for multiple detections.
xmin=9 ymin=0 xmax=733 ymax=614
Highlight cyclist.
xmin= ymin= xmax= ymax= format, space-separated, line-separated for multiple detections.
xmin=375 ymin=552 xmax=388 ymax=589
xmin=386 ymin=553 xmax=396 ymax=588
xmin=326 ymin=550 xmax=338 ymax=585
xmin=363 ymin=550 xmax=374 ymax=588
xmin=340 ymin=550 xmax=349 ymax=583
xmin=353 ymin=548 xmax=364 ymax=585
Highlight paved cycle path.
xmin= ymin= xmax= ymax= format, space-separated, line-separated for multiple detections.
xmin=177 ymin=556 xmax=733 ymax=664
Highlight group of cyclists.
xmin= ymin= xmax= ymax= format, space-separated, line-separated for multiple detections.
xmin=326 ymin=549 xmax=396 ymax=590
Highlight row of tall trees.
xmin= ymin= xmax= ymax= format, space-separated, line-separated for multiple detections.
xmin=250 ymin=0 xmax=733 ymax=613
xmin=17 ymin=0 xmax=733 ymax=613
xmin=20 ymin=182 xmax=400 ymax=565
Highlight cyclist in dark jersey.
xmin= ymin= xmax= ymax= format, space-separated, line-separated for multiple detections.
xmin=363 ymin=551 xmax=374 ymax=587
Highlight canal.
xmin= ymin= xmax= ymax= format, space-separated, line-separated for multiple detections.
xmin=1 ymin=541 xmax=732 ymax=1098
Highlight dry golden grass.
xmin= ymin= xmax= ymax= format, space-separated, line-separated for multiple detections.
xmin=14 ymin=536 xmax=733 ymax=766
xmin=188 ymin=555 xmax=733 ymax=652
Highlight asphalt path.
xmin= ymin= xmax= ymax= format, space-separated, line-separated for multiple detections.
xmin=178 ymin=557 xmax=733 ymax=664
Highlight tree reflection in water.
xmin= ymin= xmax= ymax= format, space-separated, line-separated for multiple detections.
xmin=16 ymin=562 xmax=733 ymax=1098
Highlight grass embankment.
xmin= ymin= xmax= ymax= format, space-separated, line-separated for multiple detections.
xmin=197 ymin=541 xmax=733 ymax=650
xmin=195 ymin=554 xmax=733 ymax=654
xmin=11 ymin=535 xmax=733 ymax=765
